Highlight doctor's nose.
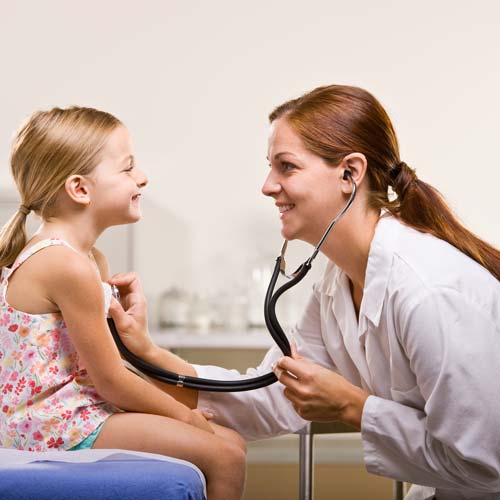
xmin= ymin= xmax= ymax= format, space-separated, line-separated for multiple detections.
xmin=261 ymin=173 xmax=282 ymax=197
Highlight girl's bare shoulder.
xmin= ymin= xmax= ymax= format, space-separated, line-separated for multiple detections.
xmin=90 ymin=246 xmax=111 ymax=281
xmin=6 ymin=244 xmax=96 ymax=314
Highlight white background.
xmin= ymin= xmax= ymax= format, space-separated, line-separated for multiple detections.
xmin=1 ymin=0 xmax=499 ymax=324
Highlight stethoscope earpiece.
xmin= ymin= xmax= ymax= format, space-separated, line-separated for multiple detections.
xmin=343 ymin=170 xmax=352 ymax=181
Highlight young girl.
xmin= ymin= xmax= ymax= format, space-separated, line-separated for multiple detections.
xmin=0 ymin=107 xmax=246 ymax=500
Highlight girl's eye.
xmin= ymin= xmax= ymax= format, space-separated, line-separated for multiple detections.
xmin=124 ymin=165 xmax=134 ymax=172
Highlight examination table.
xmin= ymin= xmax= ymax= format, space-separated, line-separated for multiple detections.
xmin=0 ymin=448 xmax=206 ymax=500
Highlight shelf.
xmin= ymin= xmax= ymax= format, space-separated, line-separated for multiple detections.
xmin=150 ymin=328 xmax=275 ymax=349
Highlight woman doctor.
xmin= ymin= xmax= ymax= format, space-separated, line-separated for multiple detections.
xmin=109 ymin=85 xmax=500 ymax=500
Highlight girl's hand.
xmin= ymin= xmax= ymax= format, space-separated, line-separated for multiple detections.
xmin=273 ymin=344 xmax=369 ymax=430
xmin=108 ymin=272 xmax=154 ymax=357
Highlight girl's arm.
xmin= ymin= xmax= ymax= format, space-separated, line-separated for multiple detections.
xmin=108 ymin=271 xmax=199 ymax=408
xmin=42 ymin=246 xmax=211 ymax=433
xmin=92 ymin=247 xmax=199 ymax=407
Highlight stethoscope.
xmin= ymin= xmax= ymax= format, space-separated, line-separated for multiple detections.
xmin=107 ymin=171 xmax=356 ymax=392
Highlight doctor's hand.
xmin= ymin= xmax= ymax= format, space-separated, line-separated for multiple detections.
xmin=108 ymin=272 xmax=154 ymax=358
xmin=189 ymin=409 xmax=215 ymax=434
xmin=273 ymin=344 xmax=369 ymax=430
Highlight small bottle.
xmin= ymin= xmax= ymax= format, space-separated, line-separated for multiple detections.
xmin=188 ymin=293 xmax=213 ymax=333
xmin=158 ymin=288 xmax=191 ymax=328
xmin=215 ymin=290 xmax=248 ymax=331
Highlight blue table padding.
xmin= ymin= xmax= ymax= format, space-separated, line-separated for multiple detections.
xmin=0 ymin=457 xmax=205 ymax=500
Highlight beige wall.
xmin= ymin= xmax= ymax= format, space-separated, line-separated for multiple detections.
xmin=1 ymin=1 xmax=499 ymax=319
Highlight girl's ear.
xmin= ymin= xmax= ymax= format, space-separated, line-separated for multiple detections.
xmin=64 ymin=175 xmax=91 ymax=206
xmin=339 ymin=152 xmax=367 ymax=194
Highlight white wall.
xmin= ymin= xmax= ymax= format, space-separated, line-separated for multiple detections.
xmin=1 ymin=1 xmax=499 ymax=325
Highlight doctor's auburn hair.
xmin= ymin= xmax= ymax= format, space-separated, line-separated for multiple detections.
xmin=269 ymin=85 xmax=500 ymax=281
xmin=0 ymin=106 xmax=121 ymax=269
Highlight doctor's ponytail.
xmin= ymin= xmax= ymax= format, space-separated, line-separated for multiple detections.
xmin=270 ymin=85 xmax=500 ymax=280
xmin=387 ymin=161 xmax=500 ymax=280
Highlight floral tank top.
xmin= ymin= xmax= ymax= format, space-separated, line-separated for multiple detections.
xmin=0 ymin=239 xmax=117 ymax=451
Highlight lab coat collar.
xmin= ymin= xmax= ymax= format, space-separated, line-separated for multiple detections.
xmin=317 ymin=215 xmax=398 ymax=333
xmin=360 ymin=215 xmax=397 ymax=329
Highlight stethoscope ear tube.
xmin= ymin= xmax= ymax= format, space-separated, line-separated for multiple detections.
xmin=264 ymin=259 xmax=311 ymax=358
xmin=264 ymin=258 xmax=291 ymax=356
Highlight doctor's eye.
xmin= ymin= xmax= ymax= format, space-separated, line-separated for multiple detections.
xmin=281 ymin=161 xmax=297 ymax=172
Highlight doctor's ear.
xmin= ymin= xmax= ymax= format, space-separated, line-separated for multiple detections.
xmin=64 ymin=175 xmax=91 ymax=207
xmin=339 ymin=153 xmax=367 ymax=193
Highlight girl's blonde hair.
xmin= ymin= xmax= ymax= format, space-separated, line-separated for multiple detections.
xmin=0 ymin=106 xmax=121 ymax=269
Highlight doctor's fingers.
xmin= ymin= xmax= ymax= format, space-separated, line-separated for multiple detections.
xmin=276 ymin=369 xmax=319 ymax=404
xmin=282 ymin=388 xmax=315 ymax=420
xmin=290 ymin=342 xmax=303 ymax=360
xmin=108 ymin=297 xmax=134 ymax=330
xmin=277 ymin=355 xmax=314 ymax=381
xmin=110 ymin=274 xmax=146 ymax=310
xmin=109 ymin=272 xmax=144 ymax=295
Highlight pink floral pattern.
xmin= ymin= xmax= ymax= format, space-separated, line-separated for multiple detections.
xmin=0 ymin=239 xmax=116 ymax=451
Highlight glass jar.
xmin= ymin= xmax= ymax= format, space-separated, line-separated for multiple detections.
xmin=158 ymin=287 xmax=191 ymax=328
xmin=247 ymin=263 xmax=273 ymax=327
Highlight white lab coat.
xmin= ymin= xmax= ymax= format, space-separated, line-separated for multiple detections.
xmin=194 ymin=216 xmax=500 ymax=500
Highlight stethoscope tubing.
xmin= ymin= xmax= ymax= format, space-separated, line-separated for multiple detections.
xmin=264 ymin=260 xmax=311 ymax=358
xmin=108 ymin=317 xmax=278 ymax=391
xmin=109 ymin=175 xmax=357 ymax=392
xmin=108 ymin=258 xmax=309 ymax=391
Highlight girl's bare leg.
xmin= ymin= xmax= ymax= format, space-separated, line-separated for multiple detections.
xmin=93 ymin=413 xmax=246 ymax=500
xmin=210 ymin=421 xmax=247 ymax=453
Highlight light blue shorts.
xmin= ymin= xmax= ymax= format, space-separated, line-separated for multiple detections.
xmin=69 ymin=423 xmax=105 ymax=451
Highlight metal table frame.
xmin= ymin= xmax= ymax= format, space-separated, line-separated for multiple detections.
xmin=297 ymin=422 xmax=403 ymax=500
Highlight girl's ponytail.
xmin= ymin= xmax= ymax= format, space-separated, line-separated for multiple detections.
xmin=0 ymin=207 xmax=30 ymax=268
